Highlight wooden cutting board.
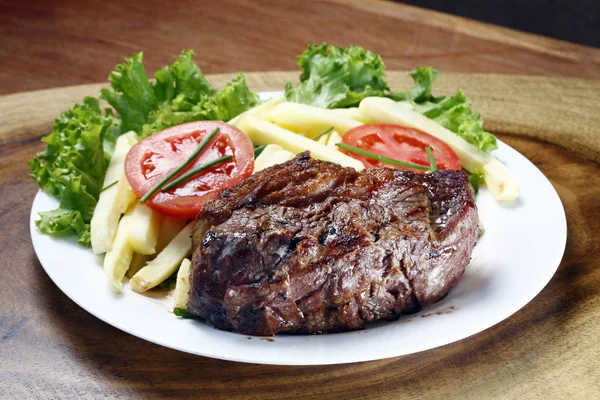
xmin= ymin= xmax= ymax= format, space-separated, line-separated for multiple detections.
xmin=0 ymin=72 xmax=599 ymax=399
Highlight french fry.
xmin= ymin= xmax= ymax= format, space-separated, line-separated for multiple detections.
xmin=327 ymin=131 xmax=343 ymax=147
xmin=238 ymin=114 xmax=364 ymax=170
xmin=330 ymin=107 xmax=373 ymax=124
xmin=482 ymin=158 xmax=520 ymax=201
xmin=123 ymin=203 xmax=163 ymax=255
xmin=228 ymin=96 xmax=286 ymax=126
xmin=358 ymin=97 xmax=519 ymax=201
xmin=253 ymin=144 xmax=295 ymax=172
xmin=126 ymin=217 xmax=188 ymax=278
xmin=103 ymin=204 xmax=136 ymax=291
xmin=91 ymin=131 xmax=139 ymax=254
xmin=127 ymin=253 xmax=150 ymax=279
xmin=173 ymin=258 xmax=191 ymax=310
xmin=130 ymin=222 xmax=193 ymax=293
xmin=268 ymin=102 xmax=362 ymax=135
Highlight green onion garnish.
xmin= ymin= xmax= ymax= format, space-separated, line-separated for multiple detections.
xmin=100 ymin=180 xmax=118 ymax=193
xmin=161 ymin=155 xmax=233 ymax=192
xmin=312 ymin=126 xmax=334 ymax=141
xmin=254 ymin=144 xmax=267 ymax=158
xmin=425 ymin=147 xmax=437 ymax=171
xmin=174 ymin=307 xmax=197 ymax=318
xmin=335 ymin=143 xmax=430 ymax=171
xmin=139 ymin=127 xmax=221 ymax=204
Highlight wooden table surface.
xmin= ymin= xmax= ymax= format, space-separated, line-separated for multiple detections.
xmin=1 ymin=0 xmax=600 ymax=398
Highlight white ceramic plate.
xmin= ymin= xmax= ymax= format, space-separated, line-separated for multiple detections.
xmin=30 ymin=92 xmax=567 ymax=365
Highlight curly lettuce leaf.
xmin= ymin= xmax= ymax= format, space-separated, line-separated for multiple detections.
xmin=285 ymin=43 xmax=389 ymax=108
xmin=409 ymin=88 xmax=497 ymax=153
xmin=36 ymin=209 xmax=91 ymax=247
xmin=286 ymin=44 xmax=498 ymax=154
xmin=102 ymin=50 xmax=258 ymax=138
xmin=29 ymin=97 xmax=119 ymax=246
xmin=152 ymin=50 xmax=216 ymax=104
xmin=468 ymin=168 xmax=485 ymax=193
xmin=169 ymin=50 xmax=216 ymax=97
xmin=100 ymin=53 xmax=158 ymax=134
xmin=141 ymin=73 xmax=259 ymax=137
xmin=387 ymin=66 xmax=444 ymax=103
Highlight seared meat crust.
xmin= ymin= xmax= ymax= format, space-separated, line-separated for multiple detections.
xmin=188 ymin=152 xmax=479 ymax=335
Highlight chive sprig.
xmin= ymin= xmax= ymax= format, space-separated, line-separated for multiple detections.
xmin=253 ymin=144 xmax=267 ymax=158
xmin=425 ymin=147 xmax=437 ymax=171
xmin=161 ymin=155 xmax=233 ymax=192
xmin=100 ymin=180 xmax=118 ymax=193
xmin=312 ymin=126 xmax=334 ymax=141
xmin=335 ymin=143 xmax=430 ymax=171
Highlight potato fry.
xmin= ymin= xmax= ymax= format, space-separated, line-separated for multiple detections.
xmin=91 ymin=131 xmax=139 ymax=254
xmin=123 ymin=203 xmax=163 ymax=255
xmin=130 ymin=222 xmax=193 ymax=293
xmin=228 ymin=96 xmax=285 ymax=125
xmin=330 ymin=108 xmax=373 ymax=124
xmin=482 ymin=158 xmax=520 ymax=201
xmin=253 ymin=144 xmax=295 ymax=172
xmin=127 ymin=253 xmax=150 ymax=279
xmin=238 ymin=114 xmax=364 ymax=170
xmin=103 ymin=204 xmax=136 ymax=291
xmin=268 ymin=102 xmax=362 ymax=135
xmin=126 ymin=216 xmax=188 ymax=278
xmin=327 ymin=131 xmax=343 ymax=147
xmin=173 ymin=258 xmax=191 ymax=310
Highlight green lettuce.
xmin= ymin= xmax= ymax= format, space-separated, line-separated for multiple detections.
xmin=101 ymin=50 xmax=259 ymax=138
xmin=387 ymin=66 xmax=444 ymax=103
xmin=285 ymin=43 xmax=389 ymax=109
xmin=29 ymin=97 xmax=120 ymax=246
xmin=158 ymin=49 xmax=215 ymax=98
xmin=100 ymin=53 xmax=158 ymax=134
xmin=467 ymin=168 xmax=485 ymax=193
xmin=36 ymin=209 xmax=91 ymax=246
xmin=142 ymin=73 xmax=259 ymax=137
xmin=286 ymin=44 xmax=497 ymax=153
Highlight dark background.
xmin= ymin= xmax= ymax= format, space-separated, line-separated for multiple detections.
xmin=399 ymin=0 xmax=600 ymax=48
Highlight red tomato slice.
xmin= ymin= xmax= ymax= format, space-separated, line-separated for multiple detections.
xmin=341 ymin=124 xmax=461 ymax=172
xmin=125 ymin=121 xmax=254 ymax=218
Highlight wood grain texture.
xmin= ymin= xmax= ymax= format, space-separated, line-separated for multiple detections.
xmin=1 ymin=0 xmax=600 ymax=398
xmin=2 ymin=0 xmax=600 ymax=96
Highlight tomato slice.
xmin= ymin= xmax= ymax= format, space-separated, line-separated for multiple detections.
xmin=125 ymin=121 xmax=254 ymax=218
xmin=341 ymin=124 xmax=461 ymax=172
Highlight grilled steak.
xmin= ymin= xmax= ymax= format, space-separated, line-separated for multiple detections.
xmin=187 ymin=152 xmax=479 ymax=335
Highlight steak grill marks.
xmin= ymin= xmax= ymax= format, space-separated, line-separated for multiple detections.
xmin=188 ymin=152 xmax=479 ymax=335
